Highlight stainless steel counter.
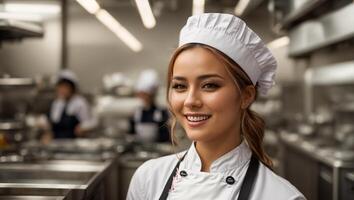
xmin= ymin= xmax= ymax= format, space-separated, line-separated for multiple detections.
xmin=0 ymin=156 xmax=117 ymax=200
xmin=280 ymin=131 xmax=354 ymax=200
xmin=280 ymin=131 xmax=354 ymax=168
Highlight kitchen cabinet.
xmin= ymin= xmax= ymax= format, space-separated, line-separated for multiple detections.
xmin=281 ymin=143 xmax=318 ymax=200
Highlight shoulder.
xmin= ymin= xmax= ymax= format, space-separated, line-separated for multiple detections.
xmin=251 ymin=163 xmax=306 ymax=200
xmin=135 ymin=153 xmax=180 ymax=177
xmin=51 ymin=98 xmax=62 ymax=106
xmin=127 ymin=153 xmax=183 ymax=200
xmin=69 ymin=95 xmax=89 ymax=108
xmin=71 ymin=95 xmax=87 ymax=104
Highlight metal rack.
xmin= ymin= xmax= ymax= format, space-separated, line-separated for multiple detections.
xmin=304 ymin=61 xmax=354 ymax=119
xmin=289 ymin=3 xmax=354 ymax=57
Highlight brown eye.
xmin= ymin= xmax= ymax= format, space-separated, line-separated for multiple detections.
xmin=171 ymin=83 xmax=187 ymax=91
xmin=202 ymin=83 xmax=220 ymax=91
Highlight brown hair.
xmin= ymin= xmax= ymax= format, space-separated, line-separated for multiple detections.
xmin=166 ymin=43 xmax=273 ymax=169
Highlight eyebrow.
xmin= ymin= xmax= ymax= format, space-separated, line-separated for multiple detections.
xmin=172 ymin=74 xmax=225 ymax=81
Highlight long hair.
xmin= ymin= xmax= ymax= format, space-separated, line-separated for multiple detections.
xmin=166 ymin=43 xmax=273 ymax=169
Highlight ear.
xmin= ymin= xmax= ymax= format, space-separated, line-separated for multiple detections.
xmin=241 ymin=85 xmax=256 ymax=109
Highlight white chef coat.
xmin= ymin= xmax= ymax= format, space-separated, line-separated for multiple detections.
xmin=127 ymin=141 xmax=306 ymax=200
xmin=50 ymin=95 xmax=96 ymax=130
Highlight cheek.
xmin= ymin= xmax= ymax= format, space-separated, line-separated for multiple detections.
xmin=169 ymin=92 xmax=185 ymax=114
xmin=205 ymin=90 xmax=241 ymax=113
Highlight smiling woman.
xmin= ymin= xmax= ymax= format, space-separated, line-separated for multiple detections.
xmin=169 ymin=46 xmax=245 ymax=163
xmin=127 ymin=13 xmax=306 ymax=200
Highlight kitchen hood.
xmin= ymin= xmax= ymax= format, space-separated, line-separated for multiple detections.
xmin=0 ymin=18 xmax=43 ymax=40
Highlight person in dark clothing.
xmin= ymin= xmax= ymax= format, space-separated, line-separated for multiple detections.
xmin=129 ymin=69 xmax=170 ymax=143
xmin=41 ymin=70 xmax=96 ymax=143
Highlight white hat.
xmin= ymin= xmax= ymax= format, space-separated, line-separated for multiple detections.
xmin=58 ymin=69 xmax=78 ymax=84
xmin=135 ymin=69 xmax=159 ymax=94
xmin=179 ymin=13 xmax=277 ymax=95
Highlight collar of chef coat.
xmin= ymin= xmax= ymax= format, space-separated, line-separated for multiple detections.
xmin=182 ymin=140 xmax=252 ymax=173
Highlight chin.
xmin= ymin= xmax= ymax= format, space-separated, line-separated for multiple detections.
xmin=185 ymin=129 xmax=214 ymax=142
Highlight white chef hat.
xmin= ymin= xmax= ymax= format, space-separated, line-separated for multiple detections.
xmin=58 ymin=69 xmax=78 ymax=85
xmin=179 ymin=13 xmax=277 ymax=96
xmin=135 ymin=69 xmax=159 ymax=94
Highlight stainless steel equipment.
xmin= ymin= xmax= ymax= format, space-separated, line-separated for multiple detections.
xmin=0 ymin=19 xmax=43 ymax=41
xmin=288 ymin=3 xmax=354 ymax=57
xmin=280 ymin=131 xmax=354 ymax=200
xmin=0 ymin=159 xmax=116 ymax=200
xmin=0 ymin=77 xmax=37 ymax=155
xmin=0 ymin=120 xmax=26 ymax=153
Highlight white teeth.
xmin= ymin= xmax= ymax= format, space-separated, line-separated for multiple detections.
xmin=186 ymin=115 xmax=210 ymax=122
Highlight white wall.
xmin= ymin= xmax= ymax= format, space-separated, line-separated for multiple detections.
xmin=0 ymin=18 xmax=61 ymax=78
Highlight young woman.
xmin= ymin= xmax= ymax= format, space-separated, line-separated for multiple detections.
xmin=127 ymin=13 xmax=306 ymax=200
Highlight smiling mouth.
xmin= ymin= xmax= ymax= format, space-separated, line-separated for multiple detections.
xmin=185 ymin=115 xmax=211 ymax=122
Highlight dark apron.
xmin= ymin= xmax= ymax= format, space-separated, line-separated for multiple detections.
xmin=51 ymin=104 xmax=79 ymax=139
xmin=159 ymin=153 xmax=260 ymax=200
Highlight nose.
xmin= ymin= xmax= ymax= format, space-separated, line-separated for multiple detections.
xmin=184 ymin=87 xmax=202 ymax=108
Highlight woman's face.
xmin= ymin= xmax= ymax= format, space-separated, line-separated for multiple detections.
xmin=169 ymin=47 xmax=243 ymax=144
xmin=56 ymin=83 xmax=73 ymax=100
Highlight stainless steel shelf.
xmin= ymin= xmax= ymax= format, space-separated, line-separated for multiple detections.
xmin=0 ymin=78 xmax=35 ymax=87
xmin=279 ymin=0 xmax=328 ymax=29
xmin=0 ymin=19 xmax=43 ymax=40
xmin=288 ymin=3 xmax=354 ymax=57
xmin=280 ymin=131 xmax=354 ymax=169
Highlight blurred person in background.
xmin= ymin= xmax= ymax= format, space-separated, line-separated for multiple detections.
xmin=41 ymin=70 xmax=96 ymax=143
xmin=129 ymin=69 xmax=170 ymax=143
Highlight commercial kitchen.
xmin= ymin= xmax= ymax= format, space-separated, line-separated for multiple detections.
xmin=0 ymin=0 xmax=353 ymax=199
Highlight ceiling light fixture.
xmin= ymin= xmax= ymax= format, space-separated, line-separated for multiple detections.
xmin=134 ymin=0 xmax=156 ymax=29
xmin=3 ymin=2 xmax=60 ymax=15
xmin=0 ymin=12 xmax=43 ymax=22
xmin=76 ymin=0 xmax=100 ymax=14
xmin=95 ymin=9 xmax=143 ymax=52
xmin=234 ymin=0 xmax=250 ymax=16
xmin=193 ymin=0 xmax=205 ymax=15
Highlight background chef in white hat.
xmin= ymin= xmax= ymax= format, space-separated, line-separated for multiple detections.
xmin=128 ymin=69 xmax=170 ymax=143
xmin=127 ymin=13 xmax=306 ymax=200
xmin=41 ymin=70 xmax=96 ymax=142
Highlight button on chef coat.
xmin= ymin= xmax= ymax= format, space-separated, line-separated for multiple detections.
xmin=127 ymin=141 xmax=306 ymax=200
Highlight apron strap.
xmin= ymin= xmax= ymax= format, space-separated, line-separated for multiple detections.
xmin=159 ymin=152 xmax=187 ymax=200
xmin=237 ymin=154 xmax=259 ymax=200
xmin=159 ymin=153 xmax=259 ymax=200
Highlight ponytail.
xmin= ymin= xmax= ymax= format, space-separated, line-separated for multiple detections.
xmin=242 ymin=108 xmax=273 ymax=169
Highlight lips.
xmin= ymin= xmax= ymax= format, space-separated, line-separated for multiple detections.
xmin=184 ymin=113 xmax=211 ymax=127
xmin=186 ymin=115 xmax=211 ymax=122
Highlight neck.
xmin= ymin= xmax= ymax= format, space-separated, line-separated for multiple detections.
xmin=64 ymin=94 xmax=74 ymax=101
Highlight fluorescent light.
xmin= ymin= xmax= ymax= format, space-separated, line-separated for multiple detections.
xmin=267 ymin=36 xmax=289 ymax=49
xmin=134 ymin=0 xmax=156 ymax=29
xmin=76 ymin=0 xmax=100 ymax=14
xmin=95 ymin=9 xmax=143 ymax=52
xmin=4 ymin=2 xmax=60 ymax=15
xmin=234 ymin=0 xmax=250 ymax=16
xmin=193 ymin=0 xmax=205 ymax=15
xmin=0 ymin=12 xmax=43 ymax=22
